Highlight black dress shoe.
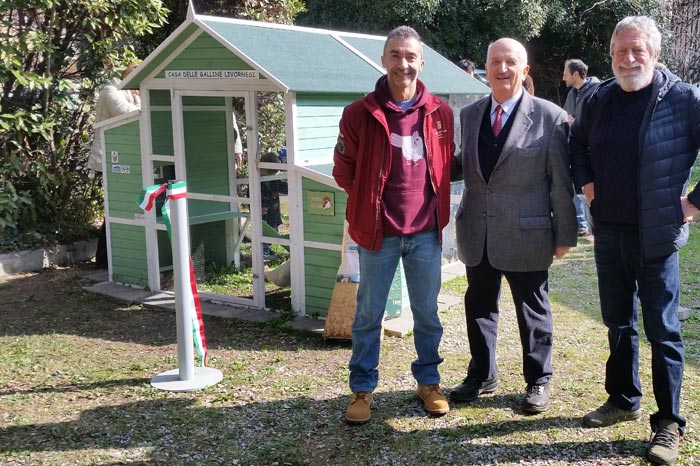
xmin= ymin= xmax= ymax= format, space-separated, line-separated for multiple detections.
xmin=523 ymin=383 xmax=550 ymax=413
xmin=449 ymin=376 xmax=498 ymax=402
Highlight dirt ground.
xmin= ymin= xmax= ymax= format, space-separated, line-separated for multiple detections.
xmin=2 ymin=252 xmax=700 ymax=465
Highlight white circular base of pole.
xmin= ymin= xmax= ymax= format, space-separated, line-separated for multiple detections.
xmin=151 ymin=367 xmax=223 ymax=392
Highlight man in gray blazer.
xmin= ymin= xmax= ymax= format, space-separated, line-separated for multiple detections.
xmin=450 ymin=38 xmax=577 ymax=413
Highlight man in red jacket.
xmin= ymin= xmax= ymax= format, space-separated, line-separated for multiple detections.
xmin=332 ymin=25 xmax=455 ymax=425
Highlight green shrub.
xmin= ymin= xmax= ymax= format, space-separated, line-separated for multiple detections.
xmin=0 ymin=1 xmax=168 ymax=252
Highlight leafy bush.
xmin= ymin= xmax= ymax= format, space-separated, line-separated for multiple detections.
xmin=1 ymin=1 xmax=310 ymax=253
xmin=0 ymin=1 xmax=168 ymax=252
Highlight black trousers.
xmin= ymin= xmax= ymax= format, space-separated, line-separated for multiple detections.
xmin=95 ymin=221 xmax=108 ymax=268
xmin=464 ymin=250 xmax=553 ymax=385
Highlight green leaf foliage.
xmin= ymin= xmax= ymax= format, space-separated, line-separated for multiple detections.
xmin=298 ymin=0 xmax=549 ymax=64
xmin=0 ymin=1 xmax=168 ymax=251
xmin=1 ymin=1 xmax=308 ymax=252
xmin=299 ymin=0 xmax=666 ymax=103
xmin=529 ymin=0 xmax=664 ymax=104
xmin=135 ymin=0 xmax=307 ymax=57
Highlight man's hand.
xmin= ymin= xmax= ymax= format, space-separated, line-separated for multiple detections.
xmin=681 ymin=197 xmax=700 ymax=221
xmin=554 ymin=245 xmax=571 ymax=259
xmin=568 ymin=114 xmax=575 ymax=125
xmin=581 ymin=182 xmax=595 ymax=205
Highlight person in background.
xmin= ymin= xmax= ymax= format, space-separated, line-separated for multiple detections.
xmin=277 ymin=140 xmax=288 ymax=164
xmin=570 ymin=16 xmax=700 ymax=465
xmin=90 ymin=63 xmax=141 ymax=269
xmin=333 ymin=25 xmax=454 ymax=425
xmin=523 ymin=74 xmax=535 ymax=95
xmin=232 ymin=112 xmax=244 ymax=167
xmin=457 ymin=58 xmax=476 ymax=76
xmin=450 ymin=37 xmax=576 ymax=414
xmin=259 ymin=152 xmax=288 ymax=259
xmin=562 ymin=58 xmax=600 ymax=237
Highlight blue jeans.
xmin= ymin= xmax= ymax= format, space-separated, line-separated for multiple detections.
xmin=594 ymin=224 xmax=685 ymax=432
xmin=574 ymin=194 xmax=589 ymax=230
xmin=349 ymin=229 xmax=444 ymax=392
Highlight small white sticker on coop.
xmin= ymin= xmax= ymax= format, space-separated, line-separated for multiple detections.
xmin=111 ymin=151 xmax=119 ymax=163
xmin=112 ymin=164 xmax=130 ymax=174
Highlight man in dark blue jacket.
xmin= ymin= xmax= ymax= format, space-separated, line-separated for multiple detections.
xmin=570 ymin=15 xmax=700 ymax=465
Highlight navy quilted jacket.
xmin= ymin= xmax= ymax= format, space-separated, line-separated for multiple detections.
xmin=570 ymin=67 xmax=700 ymax=260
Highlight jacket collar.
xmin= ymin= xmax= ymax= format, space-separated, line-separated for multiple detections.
xmin=468 ymin=92 xmax=534 ymax=183
xmin=653 ymin=66 xmax=679 ymax=101
xmin=589 ymin=66 xmax=679 ymax=104
xmin=373 ymin=75 xmax=429 ymax=112
xmin=363 ymin=78 xmax=441 ymax=121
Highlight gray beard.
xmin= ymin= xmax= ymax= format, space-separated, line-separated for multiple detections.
xmin=613 ymin=67 xmax=653 ymax=92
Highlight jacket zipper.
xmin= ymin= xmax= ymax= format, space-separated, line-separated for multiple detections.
xmin=370 ymin=141 xmax=385 ymax=250
xmin=637 ymin=79 xmax=664 ymax=263
xmin=369 ymin=107 xmax=390 ymax=250
xmin=370 ymin=101 xmax=442 ymax=249
xmin=424 ymin=103 xmax=442 ymax=242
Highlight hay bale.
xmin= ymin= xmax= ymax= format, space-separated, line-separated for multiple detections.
xmin=323 ymin=282 xmax=358 ymax=340
xmin=323 ymin=281 xmax=385 ymax=341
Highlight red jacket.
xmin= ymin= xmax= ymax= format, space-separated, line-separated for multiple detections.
xmin=332 ymin=80 xmax=455 ymax=251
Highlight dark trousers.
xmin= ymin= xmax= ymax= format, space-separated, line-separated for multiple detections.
xmin=464 ymin=252 xmax=553 ymax=385
xmin=594 ymin=224 xmax=685 ymax=432
xmin=95 ymin=221 xmax=108 ymax=269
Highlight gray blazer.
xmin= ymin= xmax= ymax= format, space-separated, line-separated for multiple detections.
xmin=455 ymin=92 xmax=577 ymax=272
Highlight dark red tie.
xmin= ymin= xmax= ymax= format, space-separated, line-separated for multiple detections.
xmin=493 ymin=105 xmax=503 ymax=137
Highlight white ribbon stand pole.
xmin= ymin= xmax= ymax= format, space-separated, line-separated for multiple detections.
xmin=151 ymin=180 xmax=223 ymax=391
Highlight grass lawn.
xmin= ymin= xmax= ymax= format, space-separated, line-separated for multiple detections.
xmin=1 ymin=222 xmax=699 ymax=465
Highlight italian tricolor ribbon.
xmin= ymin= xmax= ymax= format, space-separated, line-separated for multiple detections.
xmin=167 ymin=181 xmax=187 ymax=200
xmin=137 ymin=183 xmax=167 ymax=211
xmin=137 ymin=182 xmax=208 ymax=367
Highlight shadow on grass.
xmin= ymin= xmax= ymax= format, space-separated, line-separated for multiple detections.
xmin=0 ymin=390 xmax=650 ymax=465
xmin=450 ymin=392 xmax=552 ymax=416
xmin=548 ymin=233 xmax=700 ymax=369
xmin=0 ymin=264 xmax=344 ymax=354
xmin=0 ymin=377 xmax=150 ymax=398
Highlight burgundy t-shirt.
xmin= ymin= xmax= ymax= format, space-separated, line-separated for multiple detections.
xmin=374 ymin=77 xmax=437 ymax=236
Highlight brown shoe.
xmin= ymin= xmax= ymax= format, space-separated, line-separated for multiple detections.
xmin=648 ymin=419 xmax=680 ymax=464
xmin=583 ymin=400 xmax=642 ymax=427
xmin=417 ymin=384 xmax=450 ymax=415
xmin=345 ymin=392 xmax=372 ymax=425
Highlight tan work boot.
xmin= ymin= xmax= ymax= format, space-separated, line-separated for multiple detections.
xmin=648 ymin=419 xmax=680 ymax=464
xmin=345 ymin=392 xmax=372 ymax=425
xmin=417 ymin=384 xmax=450 ymax=415
xmin=583 ymin=400 xmax=642 ymax=427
